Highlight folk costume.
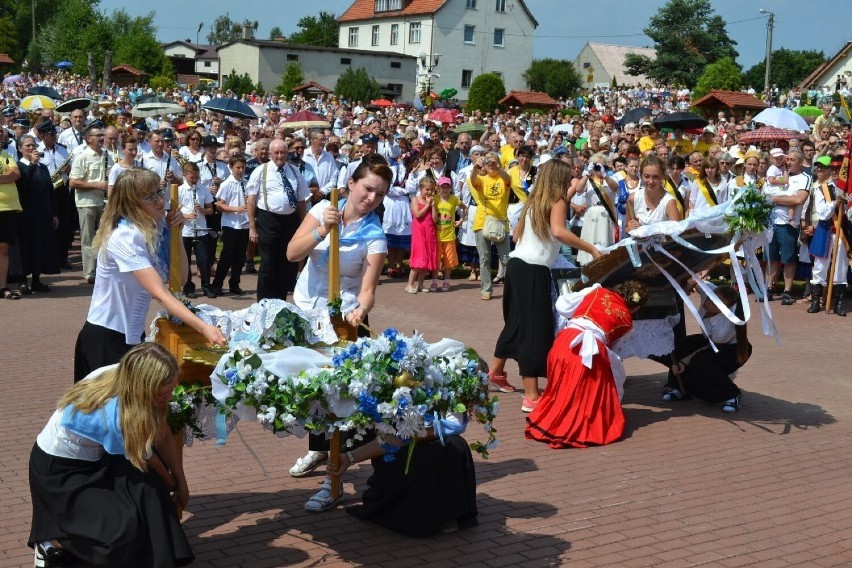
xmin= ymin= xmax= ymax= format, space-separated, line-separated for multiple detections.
xmin=808 ymin=179 xmax=850 ymax=315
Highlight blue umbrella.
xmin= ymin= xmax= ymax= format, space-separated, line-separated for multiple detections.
xmin=56 ymin=61 xmax=73 ymax=69
xmin=202 ymin=97 xmax=256 ymax=120
xmin=27 ymin=86 xmax=63 ymax=100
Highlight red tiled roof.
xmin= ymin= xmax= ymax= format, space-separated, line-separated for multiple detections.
xmin=293 ymin=81 xmax=333 ymax=94
xmin=112 ymin=65 xmax=149 ymax=76
xmin=339 ymin=0 xmax=446 ymax=22
xmin=0 ymin=53 xmax=14 ymax=65
xmin=691 ymin=90 xmax=766 ymax=110
xmin=499 ymin=90 xmax=558 ymax=107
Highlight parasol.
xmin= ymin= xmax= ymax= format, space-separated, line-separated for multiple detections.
xmin=2 ymin=74 xmax=23 ymax=85
xmin=283 ymin=109 xmax=329 ymax=129
xmin=453 ymin=121 xmax=488 ymax=137
xmin=19 ymin=95 xmax=57 ymax=111
xmin=752 ymin=107 xmax=811 ymax=132
xmin=426 ymin=108 xmax=458 ymax=124
xmin=55 ymin=61 xmax=73 ymax=69
xmin=370 ymin=98 xmax=394 ymax=108
xmin=617 ymin=107 xmax=652 ymax=126
xmin=131 ymin=97 xmax=184 ymax=118
xmin=652 ymin=111 xmax=708 ymax=131
xmin=55 ymin=97 xmax=96 ymax=113
xmin=737 ymin=126 xmax=807 ymax=146
xmin=793 ymin=105 xmax=823 ymax=118
xmin=26 ymin=86 xmax=63 ymax=100
xmin=202 ymin=97 xmax=257 ymax=120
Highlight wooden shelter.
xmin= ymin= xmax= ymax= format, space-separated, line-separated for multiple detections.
xmin=499 ymin=90 xmax=558 ymax=112
xmin=691 ymin=90 xmax=767 ymax=121
xmin=292 ymin=81 xmax=334 ymax=97
xmin=0 ymin=53 xmax=14 ymax=66
xmin=111 ymin=65 xmax=149 ymax=87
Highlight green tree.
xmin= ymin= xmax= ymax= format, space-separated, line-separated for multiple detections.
xmin=522 ymin=58 xmax=582 ymax=99
xmin=0 ymin=17 xmax=18 ymax=59
xmin=269 ymin=26 xmax=284 ymax=40
xmin=32 ymin=0 xmax=111 ymax=73
xmin=276 ymin=62 xmax=304 ymax=99
xmin=149 ymin=55 xmax=177 ymax=90
xmin=691 ymin=57 xmax=742 ymax=100
xmin=206 ymin=13 xmax=258 ymax=45
xmin=109 ymin=10 xmax=163 ymax=75
xmin=287 ymin=11 xmax=338 ymax=47
xmin=222 ymin=69 xmax=260 ymax=97
xmin=335 ymin=67 xmax=380 ymax=103
xmin=7 ymin=0 xmax=54 ymax=66
xmin=467 ymin=73 xmax=506 ymax=114
xmin=624 ymin=0 xmax=738 ymax=88
xmin=742 ymin=49 xmax=827 ymax=91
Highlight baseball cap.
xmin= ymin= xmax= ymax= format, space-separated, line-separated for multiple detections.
xmin=437 ymin=176 xmax=452 ymax=186
xmin=769 ymin=148 xmax=785 ymax=158
xmin=814 ymin=155 xmax=831 ymax=167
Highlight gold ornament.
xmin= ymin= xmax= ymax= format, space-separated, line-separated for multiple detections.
xmin=394 ymin=370 xmax=422 ymax=389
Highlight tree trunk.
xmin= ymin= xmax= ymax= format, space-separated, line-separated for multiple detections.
xmin=102 ymin=51 xmax=113 ymax=91
xmin=87 ymin=52 xmax=96 ymax=83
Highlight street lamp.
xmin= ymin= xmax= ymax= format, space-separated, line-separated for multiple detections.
xmin=197 ymin=22 xmax=204 ymax=46
xmin=419 ymin=53 xmax=441 ymax=97
xmin=758 ymin=9 xmax=775 ymax=96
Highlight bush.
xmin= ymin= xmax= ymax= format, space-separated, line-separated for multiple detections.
xmin=467 ymin=73 xmax=505 ymax=114
xmin=149 ymin=75 xmax=176 ymax=90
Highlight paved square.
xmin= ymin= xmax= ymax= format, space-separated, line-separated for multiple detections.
xmin=2 ymin=258 xmax=851 ymax=567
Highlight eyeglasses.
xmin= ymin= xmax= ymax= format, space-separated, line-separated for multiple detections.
xmin=143 ymin=188 xmax=166 ymax=204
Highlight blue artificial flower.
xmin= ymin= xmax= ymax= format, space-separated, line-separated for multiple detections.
xmin=398 ymin=397 xmax=409 ymax=411
xmin=225 ymin=368 xmax=239 ymax=386
xmin=380 ymin=442 xmax=400 ymax=462
xmin=391 ymin=341 xmax=407 ymax=363
xmin=381 ymin=328 xmax=399 ymax=341
xmin=358 ymin=393 xmax=382 ymax=422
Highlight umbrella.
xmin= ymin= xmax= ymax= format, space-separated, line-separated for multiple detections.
xmin=248 ymin=104 xmax=266 ymax=118
xmin=652 ymin=111 xmax=708 ymax=131
xmin=55 ymin=97 xmax=96 ymax=113
xmin=426 ymin=108 xmax=458 ymax=124
xmin=131 ymin=98 xmax=184 ymax=118
xmin=27 ymin=86 xmax=63 ymax=100
xmin=370 ymin=98 xmax=394 ymax=108
xmin=618 ymin=107 xmax=652 ymax=126
xmin=550 ymin=123 xmax=575 ymax=135
xmin=2 ymin=75 xmax=23 ymax=85
xmin=19 ymin=95 xmax=57 ymax=111
xmin=55 ymin=61 xmax=73 ymax=69
xmin=752 ymin=107 xmax=811 ymax=132
xmin=202 ymin=97 xmax=257 ymax=120
xmin=793 ymin=105 xmax=823 ymax=118
xmin=283 ymin=109 xmax=329 ymax=129
xmin=737 ymin=126 xmax=806 ymax=146
xmin=453 ymin=121 xmax=488 ymax=137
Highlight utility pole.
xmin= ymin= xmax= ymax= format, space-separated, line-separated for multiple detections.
xmin=758 ymin=9 xmax=775 ymax=95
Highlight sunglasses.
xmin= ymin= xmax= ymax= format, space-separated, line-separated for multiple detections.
xmin=143 ymin=188 xmax=166 ymax=204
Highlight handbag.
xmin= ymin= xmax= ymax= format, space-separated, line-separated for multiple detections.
xmin=482 ymin=214 xmax=507 ymax=243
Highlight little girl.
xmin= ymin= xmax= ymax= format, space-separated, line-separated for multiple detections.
xmin=434 ymin=176 xmax=467 ymax=291
xmin=406 ymin=177 xmax=439 ymax=293
xmin=765 ymin=148 xmax=795 ymax=221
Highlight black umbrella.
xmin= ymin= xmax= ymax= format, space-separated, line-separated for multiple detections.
xmin=55 ymin=97 xmax=96 ymax=113
xmin=653 ymin=111 xmax=709 ymax=131
xmin=27 ymin=86 xmax=63 ymax=101
xmin=202 ymin=97 xmax=257 ymax=120
xmin=617 ymin=107 xmax=652 ymax=126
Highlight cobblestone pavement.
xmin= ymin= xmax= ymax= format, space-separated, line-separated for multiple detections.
xmin=2 ymin=252 xmax=851 ymax=567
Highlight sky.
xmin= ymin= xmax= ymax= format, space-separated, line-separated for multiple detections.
xmin=99 ymin=0 xmax=852 ymax=73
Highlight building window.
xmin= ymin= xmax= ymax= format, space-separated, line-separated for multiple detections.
xmin=203 ymin=61 xmax=211 ymax=67
xmin=340 ymin=57 xmax=352 ymax=65
xmin=387 ymin=83 xmax=402 ymax=94
xmin=390 ymin=61 xmax=401 ymax=69
xmin=390 ymin=23 xmax=399 ymax=45
xmin=372 ymin=25 xmax=380 ymax=46
xmin=461 ymin=69 xmax=473 ymax=88
xmin=495 ymin=0 xmax=506 ymax=12
xmin=375 ymin=0 xmax=402 ymax=11
xmin=493 ymin=28 xmax=504 ymax=47
xmin=463 ymin=25 xmax=475 ymax=44
xmin=491 ymin=71 xmax=503 ymax=79
xmin=348 ymin=27 xmax=359 ymax=47
xmin=466 ymin=0 xmax=477 ymax=7
xmin=286 ymin=54 xmax=299 ymax=61
xmin=409 ymin=22 xmax=421 ymax=43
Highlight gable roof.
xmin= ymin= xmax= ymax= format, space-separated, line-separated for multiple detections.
xmin=293 ymin=81 xmax=334 ymax=94
xmin=162 ymin=41 xmax=218 ymax=59
xmin=797 ymin=41 xmax=852 ymax=89
xmin=499 ymin=90 xmax=558 ymax=108
xmin=0 ymin=53 xmax=14 ymax=65
xmin=339 ymin=0 xmax=538 ymax=26
xmin=691 ymin=89 xmax=767 ymax=110
xmin=580 ymin=43 xmax=656 ymax=85
xmin=111 ymin=65 xmax=148 ymax=76
xmin=217 ymin=39 xmax=416 ymax=59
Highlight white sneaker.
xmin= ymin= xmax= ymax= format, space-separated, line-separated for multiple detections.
xmin=289 ymin=450 xmax=328 ymax=477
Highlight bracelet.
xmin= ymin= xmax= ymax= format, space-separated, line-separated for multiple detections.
xmin=346 ymin=450 xmax=355 ymax=463
xmin=311 ymin=228 xmax=323 ymax=243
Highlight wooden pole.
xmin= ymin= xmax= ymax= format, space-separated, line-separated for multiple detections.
xmin=825 ymin=208 xmax=843 ymax=314
xmin=168 ymin=183 xmax=182 ymax=293
xmin=327 ymin=188 xmax=346 ymax=501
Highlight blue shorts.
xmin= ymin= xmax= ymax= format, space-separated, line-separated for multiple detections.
xmin=765 ymin=224 xmax=800 ymax=264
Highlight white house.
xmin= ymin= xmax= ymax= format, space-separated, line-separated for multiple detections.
xmin=162 ymin=41 xmax=219 ymax=79
xmin=217 ymin=40 xmax=418 ymax=101
xmin=337 ymin=0 xmax=537 ymax=99
xmin=573 ymin=43 xmax=656 ymax=89
xmin=797 ymin=40 xmax=852 ymax=91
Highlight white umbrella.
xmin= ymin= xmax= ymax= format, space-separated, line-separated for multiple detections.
xmin=550 ymin=123 xmax=574 ymax=135
xmin=752 ymin=107 xmax=811 ymax=132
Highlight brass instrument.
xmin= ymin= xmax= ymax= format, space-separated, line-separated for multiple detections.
xmin=51 ymin=153 xmax=74 ymax=189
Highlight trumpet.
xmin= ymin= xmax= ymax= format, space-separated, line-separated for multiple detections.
xmin=51 ymin=153 xmax=74 ymax=189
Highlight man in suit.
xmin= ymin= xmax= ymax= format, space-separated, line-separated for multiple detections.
xmin=445 ymin=132 xmax=473 ymax=177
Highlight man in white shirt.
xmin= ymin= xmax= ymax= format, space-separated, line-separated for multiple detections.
xmin=302 ymin=130 xmax=339 ymax=203
xmin=139 ymin=130 xmax=183 ymax=189
xmin=246 ymin=138 xmax=309 ymax=300
xmin=178 ymin=162 xmax=215 ymax=298
xmin=58 ymin=109 xmax=86 ymax=155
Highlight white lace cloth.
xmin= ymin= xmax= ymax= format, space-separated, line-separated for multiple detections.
xmin=611 ymin=315 xmax=680 ymax=359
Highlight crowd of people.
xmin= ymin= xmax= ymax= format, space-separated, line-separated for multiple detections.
xmin=6 ymin=69 xmax=851 ymax=565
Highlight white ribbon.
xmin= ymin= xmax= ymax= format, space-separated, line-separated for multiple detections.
xmin=565 ymin=319 xmax=627 ymax=400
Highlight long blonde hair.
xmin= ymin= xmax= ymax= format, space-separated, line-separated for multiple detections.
xmin=516 ymin=159 xmax=572 ymax=244
xmin=58 ymin=343 xmax=179 ymax=471
xmin=92 ymin=168 xmax=162 ymax=259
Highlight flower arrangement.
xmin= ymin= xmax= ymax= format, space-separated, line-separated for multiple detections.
xmin=725 ymin=183 xmax=774 ymax=235
xmin=267 ymin=306 xmax=311 ymax=348
xmin=216 ymin=328 xmax=499 ymax=459
xmin=168 ymin=383 xmax=218 ymax=438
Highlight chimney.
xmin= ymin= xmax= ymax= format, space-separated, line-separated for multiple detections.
xmin=242 ymin=24 xmax=254 ymax=40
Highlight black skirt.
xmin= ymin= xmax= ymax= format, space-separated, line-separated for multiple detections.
xmin=28 ymin=444 xmax=194 ymax=567
xmin=494 ymin=258 xmax=555 ymax=377
xmin=347 ymin=436 xmax=478 ymax=537
xmin=74 ymin=322 xmax=135 ymax=382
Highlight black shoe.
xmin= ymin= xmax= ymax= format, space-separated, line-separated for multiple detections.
xmin=59 ymin=262 xmax=73 ymax=270
xmin=18 ymin=282 xmax=31 ymax=295
xmin=211 ymin=286 xmax=225 ymax=296
xmin=31 ymin=282 xmax=51 ymax=293
xmin=780 ymin=291 xmax=794 ymax=305
xmin=245 ymin=262 xmax=257 ymax=274
xmin=35 ymin=542 xmax=69 ymax=567
xmin=202 ymin=286 xmax=217 ymax=299
xmin=229 ymin=286 xmax=245 ymax=295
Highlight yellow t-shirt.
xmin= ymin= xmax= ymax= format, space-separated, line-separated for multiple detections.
xmin=470 ymin=173 xmax=510 ymax=231
xmin=637 ymin=135 xmax=656 ymax=153
xmin=0 ymin=151 xmax=21 ymax=212
xmin=499 ymin=144 xmax=516 ymax=168
xmin=694 ymin=140 xmax=713 ymax=155
xmin=435 ymin=194 xmax=461 ymax=242
xmin=508 ymin=166 xmax=534 ymax=198
xmin=668 ymin=137 xmax=694 ymax=156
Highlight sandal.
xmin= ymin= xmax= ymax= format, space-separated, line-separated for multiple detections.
xmin=488 ymin=370 xmax=516 ymax=393
xmin=304 ymin=479 xmax=343 ymax=513
xmin=404 ymin=286 xmax=419 ymax=294
xmin=1 ymin=287 xmax=20 ymax=300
